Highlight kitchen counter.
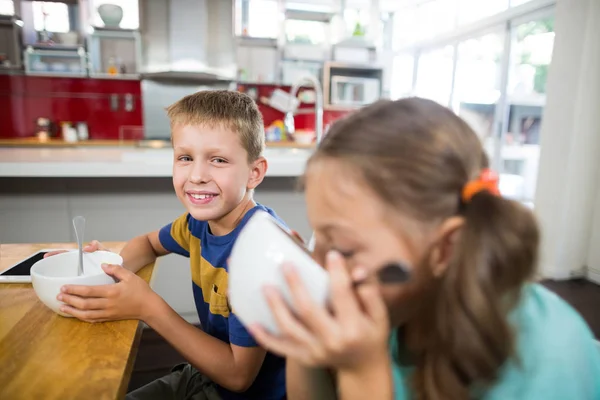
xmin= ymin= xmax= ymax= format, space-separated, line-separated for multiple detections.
xmin=0 ymin=146 xmax=313 ymax=178
xmin=0 ymin=242 xmax=156 ymax=400
xmin=0 ymin=138 xmax=315 ymax=149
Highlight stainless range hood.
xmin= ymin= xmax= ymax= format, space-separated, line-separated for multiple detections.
xmin=139 ymin=0 xmax=236 ymax=82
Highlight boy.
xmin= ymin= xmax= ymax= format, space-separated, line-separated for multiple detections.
xmin=54 ymin=90 xmax=287 ymax=400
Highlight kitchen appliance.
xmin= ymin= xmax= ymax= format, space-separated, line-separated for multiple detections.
xmin=323 ymin=62 xmax=383 ymax=108
xmin=330 ymin=76 xmax=381 ymax=107
xmin=139 ymin=0 xmax=237 ymax=139
xmin=0 ymin=14 xmax=24 ymax=70
xmin=139 ymin=0 xmax=236 ymax=81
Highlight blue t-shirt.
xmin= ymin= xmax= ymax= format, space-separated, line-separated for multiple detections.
xmin=159 ymin=204 xmax=286 ymax=400
xmin=390 ymin=284 xmax=600 ymax=399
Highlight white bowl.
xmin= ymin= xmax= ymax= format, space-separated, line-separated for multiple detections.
xmin=31 ymin=250 xmax=123 ymax=317
xmin=98 ymin=4 xmax=123 ymax=28
xmin=228 ymin=211 xmax=329 ymax=335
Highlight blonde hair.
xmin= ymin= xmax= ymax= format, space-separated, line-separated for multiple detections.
xmin=166 ymin=90 xmax=265 ymax=162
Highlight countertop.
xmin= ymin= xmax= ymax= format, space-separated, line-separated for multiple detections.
xmin=0 ymin=146 xmax=313 ymax=178
xmin=0 ymin=138 xmax=315 ymax=149
xmin=0 ymin=242 xmax=155 ymax=400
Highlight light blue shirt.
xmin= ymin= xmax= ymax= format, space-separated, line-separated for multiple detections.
xmin=390 ymin=284 xmax=600 ymax=399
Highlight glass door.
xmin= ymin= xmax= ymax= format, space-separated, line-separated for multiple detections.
xmin=452 ymin=30 xmax=506 ymax=167
xmin=414 ymin=45 xmax=455 ymax=107
xmin=501 ymin=14 xmax=555 ymax=204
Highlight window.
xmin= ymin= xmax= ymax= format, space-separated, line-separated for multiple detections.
xmin=390 ymin=53 xmax=414 ymax=99
xmin=415 ymin=45 xmax=455 ymax=106
xmin=90 ymin=0 xmax=139 ymax=30
xmin=235 ymin=0 xmax=279 ymax=38
xmin=499 ymin=16 xmax=554 ymax=202
xmin=392 ymin=6 xmax=419 ymax=49
xmin=0 ymin=0 xmax=14 ymax=15
xmin=457 ymin=0 xmax=509 ymax=25
xmin=32 ymin=2 xmax=70 ymax=33
xmin=416 ymin=0 xmax=457 ymax=41
xmin=285 ymin=20 xmax=326 ymax=45
xmin=510 ymin=0 xmax=534 ymax=6
xmin=453 ymin=32 xmax=504 ymax=155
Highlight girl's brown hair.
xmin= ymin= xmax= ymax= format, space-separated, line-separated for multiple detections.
xmin=310 ymin=98 xmax=539 ymax=399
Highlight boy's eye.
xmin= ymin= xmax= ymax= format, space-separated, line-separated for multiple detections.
xmin=178 ymin=155 xmax=192 ymax=162
xmin=212 ymin=158 xmax=227 ymax=164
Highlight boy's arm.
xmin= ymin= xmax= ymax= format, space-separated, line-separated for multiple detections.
xmin=144 ymin=296 xmax=266 ymax=393
xmin=119 ymin=230 xmax=170 ymax=273
xmin=121 ymin=212 xmax=192 ymax=273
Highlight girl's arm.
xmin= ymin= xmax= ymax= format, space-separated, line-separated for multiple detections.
xmin=337 ymin=354 xmax=394 ymax=400
xmin=287 ymin=360 xmax=337 ymax=400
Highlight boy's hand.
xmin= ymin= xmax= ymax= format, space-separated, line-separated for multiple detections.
xmin=44 ymin=240 xmax=107 ymax=258
xmin=57 ymin=263 xmax=157 ymax=323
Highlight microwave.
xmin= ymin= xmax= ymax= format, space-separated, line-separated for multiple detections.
xmin=330 ymin=76 xmax=381 ymax=107
xmin=323 ymin=62 xmax=383 ymax=108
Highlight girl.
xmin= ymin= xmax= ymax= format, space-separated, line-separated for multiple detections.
xmin=248 ymin=98 xmax=600 ymax=399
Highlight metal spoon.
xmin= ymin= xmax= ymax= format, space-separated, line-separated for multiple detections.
xmin=73 ymin=216 xmax=86 ymax=276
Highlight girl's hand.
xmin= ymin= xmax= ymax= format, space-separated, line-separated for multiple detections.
xmin=248 ymin=251 xmax=391 ymax=373
xmin=44 ymin=240 xmax=107 ymax=258
xmin=57 ymin=263 xmax=157 ymax=323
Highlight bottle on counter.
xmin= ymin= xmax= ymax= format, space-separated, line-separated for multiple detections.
xmin=76 ymin=122 xmax=89 ymax=141
xmin=107 ymin=57 xmax=118 ymax=76
xmin=35 ymin=117 xmax=52 ymax=142
xmin=61 ymin=122 xmax=78 ymax=143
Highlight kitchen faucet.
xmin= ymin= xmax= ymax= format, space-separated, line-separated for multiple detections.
xmin=283 ymin=75 xmax=324 ymax=253
xmin=284 ymin=74 xmax=324 ymax=146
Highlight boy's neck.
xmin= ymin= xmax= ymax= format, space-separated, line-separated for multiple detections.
xmin=208 ymin=194 xmax=256 ymax=237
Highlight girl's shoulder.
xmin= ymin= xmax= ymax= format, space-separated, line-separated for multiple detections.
xmin=485 ymin=283 xmax=600 ymax=399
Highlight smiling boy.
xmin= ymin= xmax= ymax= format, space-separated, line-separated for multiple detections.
xmin=55 ymin=90 xmax=287 ymax=400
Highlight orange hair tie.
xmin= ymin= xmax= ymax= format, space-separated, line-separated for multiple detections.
xmin=461 ymin=169 xmax=500 ymax=203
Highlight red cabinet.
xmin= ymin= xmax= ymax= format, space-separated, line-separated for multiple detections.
xmin=0 ymin=75 xmax=143 ymax=139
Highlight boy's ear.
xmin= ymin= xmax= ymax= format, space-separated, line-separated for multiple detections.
xmin=247 ymin=156 xmax=268 ymax=189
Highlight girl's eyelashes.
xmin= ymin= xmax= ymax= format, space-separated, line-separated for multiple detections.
xmin=332 ymin=248 xmax=355 ymax=259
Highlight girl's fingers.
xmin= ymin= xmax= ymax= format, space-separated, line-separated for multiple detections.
xmin=263 ymin=285 xmax=320 ymax=350
xmin=326 ymin=251 xmax=361 ymax=321
xmin=353 ymin=272 xmax=388 ymax=324
xmin=249 ymin=324 xmax=315 ymax=363
xmin=282 ymin=262 xmax=338 ymax=339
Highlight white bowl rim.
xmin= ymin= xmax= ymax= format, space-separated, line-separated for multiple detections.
xmin=30 ymin=250 xmax=122 ymax=281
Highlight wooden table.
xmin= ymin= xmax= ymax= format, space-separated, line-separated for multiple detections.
xmin=0 ymin=243 xmax=156 ymax=400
